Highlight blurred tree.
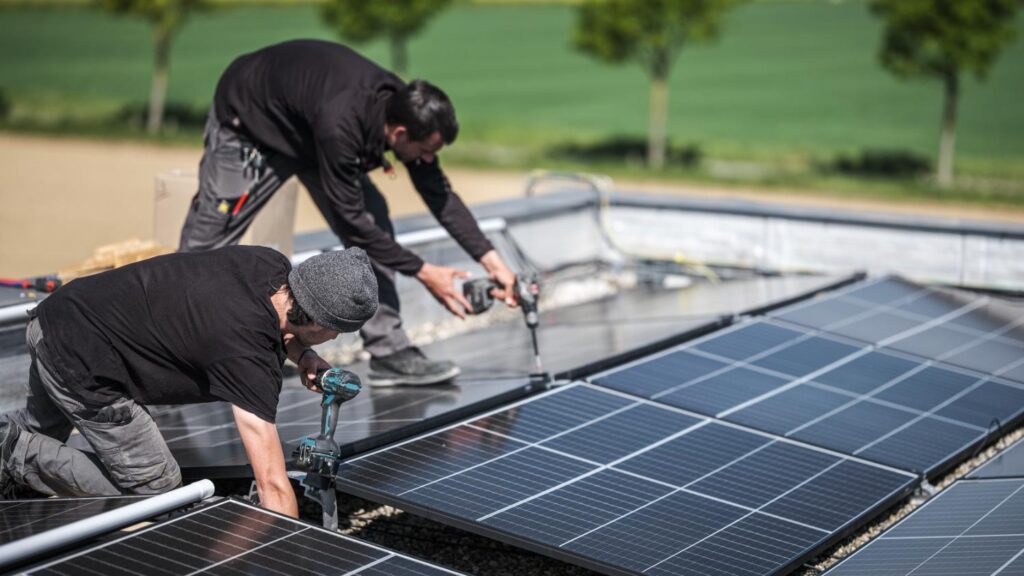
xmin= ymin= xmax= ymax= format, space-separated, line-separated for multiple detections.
xmin=321 ymin=0 xmax=452 ymax=77
xmin=871 ymin=0 xmax=1020 ymax=188
xmin=98 ymin=0 xmax=205 ymax=135
xmin=574 ymin=0 xmax=741 ymax=169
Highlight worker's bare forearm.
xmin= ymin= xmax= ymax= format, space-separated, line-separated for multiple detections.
xmin=232 ymin=404 xmax=298 ymax=518
xmin=257 ymin=479 xmax=299 ymax=518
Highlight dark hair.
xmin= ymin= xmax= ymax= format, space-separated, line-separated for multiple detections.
xmin=385 ymin=80 xmax=459 ymax=144
xmin=286 ymin=292 xmax=314 ymax=327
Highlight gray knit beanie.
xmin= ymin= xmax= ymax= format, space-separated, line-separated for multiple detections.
xmin=288 ymin=247 xmax=379 ymax=333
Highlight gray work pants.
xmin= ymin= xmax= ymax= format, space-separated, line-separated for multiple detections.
xmin=178 ymin=110 xmax=411 ymax=357
xmin=2 ymin=318 xmax=181 ymax=496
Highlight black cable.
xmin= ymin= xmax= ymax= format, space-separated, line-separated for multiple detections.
xmin=970 ymin=417 xmax=1006 ymax=461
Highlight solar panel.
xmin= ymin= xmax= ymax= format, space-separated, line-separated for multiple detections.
xmin=20 ymin=498 xmax=464 ymax=576
xmin=825 ymin=479 xmax=1024 ymax=576
xmin=970 ymin=437 xmax=1024 ymax=479
xmin=773 ymin=276 xmax=1024 ymax=385
xmin=594 ymin=277 xmax=1024 ymax=477
xmin=336 ymin=383 xmax=916 ymax=576
xmin=0 ymin=496 xmax=145 ymax=545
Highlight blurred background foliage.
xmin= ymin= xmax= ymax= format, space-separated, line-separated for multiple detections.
xmin=0 ymin=0 xmax=1021 ymax=206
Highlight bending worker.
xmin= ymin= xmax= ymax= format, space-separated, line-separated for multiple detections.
xmin=1 ymin=246 xmax=378 ymax=517
xmin=179 ymin=39 xmax=519 ymax=386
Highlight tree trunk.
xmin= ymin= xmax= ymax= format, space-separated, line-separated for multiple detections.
xmin=390 ymin=34 xmax=408 ymax=77
xmin=147 ymin=24 xmax=172 ymax=136
xmin=647 ymin=72 xmax=669 ymax=170
xmin=936 ymin=71 xmax=958 ymax=188
xmin=646 ymin=49 xmax=672 ymax=170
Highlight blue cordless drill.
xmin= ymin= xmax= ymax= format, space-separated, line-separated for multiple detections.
xmin=293 ymin=367 xmax=361 ymax=529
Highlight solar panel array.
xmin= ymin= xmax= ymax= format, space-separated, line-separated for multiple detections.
xmin=825 ymin=478 xmax=1024 ymax=576
xmin=594 ymin=277 xmax=1024 ymax=477
xmin=337 ymin=383 xmax=916 ymax=576
xmin=20 ymin=499 xmax=464 ymax=576
xmin=0 ymin=496 xmax=144 ymax=545
xmin=329 ymin=276 xmax=1024 ymax=576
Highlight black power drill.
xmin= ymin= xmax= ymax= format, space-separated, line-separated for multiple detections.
xmin=463 ymin=274 xmax=544 ymax=376
xmin=292 ymin=367 xmax=361 ymax=530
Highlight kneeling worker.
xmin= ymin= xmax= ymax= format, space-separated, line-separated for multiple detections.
xmin=0 ymin=246 xmax=378 ymax=517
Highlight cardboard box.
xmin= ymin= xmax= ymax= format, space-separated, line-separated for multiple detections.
xmin=154 ymin=171 xmax=298 ymax=257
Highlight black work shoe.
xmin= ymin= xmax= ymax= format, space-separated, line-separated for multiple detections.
xmin=368 ymin=347 xmax=461 ymax=387
xmin=0 ymin=420 xmax=22 ymax=499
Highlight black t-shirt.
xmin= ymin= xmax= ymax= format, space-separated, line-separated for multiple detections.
xmin=37 ymin=246 xmax=289 ymax=423
xmin=213 ymin=39 xmax=494 ymax=275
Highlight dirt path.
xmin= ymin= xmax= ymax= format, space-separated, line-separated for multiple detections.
xmin=1 ymin=132 xmax=1021 ymax=277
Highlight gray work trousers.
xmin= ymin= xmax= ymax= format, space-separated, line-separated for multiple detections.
xmin=178 ymin=110 xmax=411 ymax=357
xmin=2 ymin=318 xmax=181 ymax=496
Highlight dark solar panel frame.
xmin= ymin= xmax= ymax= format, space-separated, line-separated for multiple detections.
xmin=825 ymin=478 xmax=1024 ymax=576
xmin=0 ymin=495 xmax=146 ymax=545
xmin=335 ymin=382 xmax=917 ymax=576
xmin=19 ymin=498 xmax=465 ymax=576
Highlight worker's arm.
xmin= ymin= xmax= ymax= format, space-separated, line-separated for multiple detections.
xmin=283 ymin=339 xmax=331 ymax=392
xmin=405 ymin=158 xmax=519 ymax=308
xmin=405 ymin=158 xmax=494 ymax=261
xmin=478 ymin=249 xmax=519 ymax=308
xmin=232 ymin=404 xmax=298 ymax=518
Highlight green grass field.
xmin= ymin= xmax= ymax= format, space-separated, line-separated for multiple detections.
xmin=1 ymin=1 xmax=1023 ymax=200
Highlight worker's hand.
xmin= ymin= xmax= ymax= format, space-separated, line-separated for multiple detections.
xmin=298 ymin=349 xmax=331 ymax=393
xmin=479 ymin=250 xmax=518 ymax=308
xmin=416 ymin=262 xmax=472 ymax=319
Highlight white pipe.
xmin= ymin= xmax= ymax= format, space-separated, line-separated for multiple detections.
xmin=0 ymin=303 xmax=34 ymax=327
xmin=0 ymin=479 xmax=216 ymax=570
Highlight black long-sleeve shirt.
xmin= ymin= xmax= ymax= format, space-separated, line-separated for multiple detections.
xmin=213 ymin=40 xmax=493 ymax=274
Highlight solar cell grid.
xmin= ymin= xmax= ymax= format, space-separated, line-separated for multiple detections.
xmin=826 ymin=479 xmax=1024 ymax=576
xmin=21 ymin=499 xmax=464 ymax=576
xmin=840 ymin=277 xmax=925 ymax=305
xmin=537 ymin=403 xmax=701 ymax=464
xmin=807 ymin=349 xmax=919 ymax=394
xmin=593 ymin=277 xmax=1024 ymax=476
xmin=594 ymin=350 xmax=728 ymax=399
xmin=653 ymin=367 xmax=790 ymax=416
xmin=750 ymin=336 xmax=861 ymax=377
xmin=771 ymin=276 xmax=1024 ymax=386
xmin=692 ymin=321 xmax=806 ymax=361
xmin=0 ymin=496 xmax=145 ymax=545
xmin=337 ymin=383 xmax=916 ymax=576
xmin=725 ymin=385 xmax=852 ymax=435
xmin=856 ymin=416 xmax=987 ymax=472
xmin=645 ymin=513 xmax=825 ymax=576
